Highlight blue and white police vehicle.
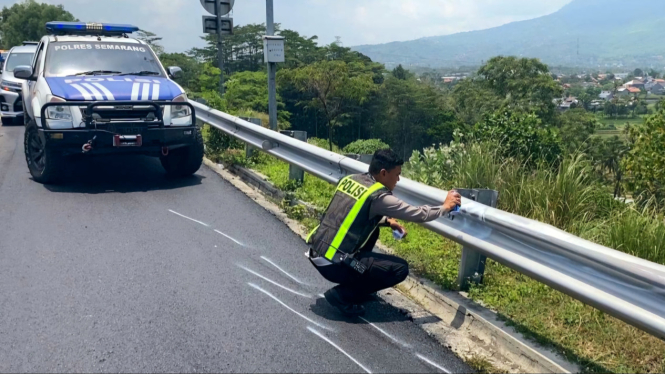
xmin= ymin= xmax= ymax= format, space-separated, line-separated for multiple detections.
xmin=13 ymin=22 xmax=202 ymax=184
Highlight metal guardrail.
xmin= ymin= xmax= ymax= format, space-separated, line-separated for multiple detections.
xmin=191 ymin=100 xmax=665 ymax=340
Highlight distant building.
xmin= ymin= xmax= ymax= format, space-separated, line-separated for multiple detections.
xmin=599 ymin=91 xmax=614 ymax=100
xmin=624 ymin=80 xmax=645 ymax=90
xmin=617 ymin=87 xmax=641 ymax=96
xmin=651 ymin=82 xmax=665 ymax=95
xmin=558 ymin=97 xmax=579 ymax=111
xmin=615 ymin=73 xmax=630 ymax=80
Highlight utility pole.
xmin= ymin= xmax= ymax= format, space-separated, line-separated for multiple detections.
xmin=215 ymin=0 xmax=225 ymax=95
xmin=266 ymin=0 xmax=277 ymax=130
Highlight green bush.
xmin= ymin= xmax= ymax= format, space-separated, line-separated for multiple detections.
xmin=201 ymin=124 xmax=244 ymax=160
xmin=342 ymin=139 xmax=390 ymax=155
xmin=307 ymin=137 xmax=341 ymax=153
xmin=474 ymin=110 xmax=562 ymax=166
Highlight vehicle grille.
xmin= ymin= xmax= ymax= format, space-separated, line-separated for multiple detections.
xmin=79 ymin=105 xmax=163 ymax=123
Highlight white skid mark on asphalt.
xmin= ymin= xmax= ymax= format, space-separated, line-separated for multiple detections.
xmin=261 ymin=256 xmax=306 ymax=284
xmin=215 ymin=229 xmax=244 ymax=246
xmin=307 ymin=326 xmax=372 ymax=374
xmin=358 ymin=317 xmax=411 ymax=348
xmin=416 ymin=353 xmax=452 ymax=374
xmin=248 ymin=283 xmax=331 ymax=331
xmin=239 ymin=265 xmax=310 ymax=298
xmin=168 ymin=210 xmax=210 ymax=227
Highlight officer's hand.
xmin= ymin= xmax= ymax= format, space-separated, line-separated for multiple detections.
xmin=388 ymin=218 xmax=408 ymax=238
xmin=443 ymin=190 xmax=462 ymax=212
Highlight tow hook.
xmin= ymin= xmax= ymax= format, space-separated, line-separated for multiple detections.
xmin=161 ymin=146 xmax=169 ymax=156
xmin=82 ymin=136 xmax=97 ymax=153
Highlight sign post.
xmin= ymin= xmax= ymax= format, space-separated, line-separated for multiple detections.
xmin=200 ymin=0 xmax=235 ymax=95
xmin=264 ymin=0 xmax=283 ymax=131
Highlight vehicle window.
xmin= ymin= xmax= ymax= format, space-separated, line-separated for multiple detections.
xmin=33 ymin=44 xmax=44 ymax=73
xmin=44 ymin=42 xmax=164 ymax=77
xmin=5 ymin=52 xmax=35 ymax=72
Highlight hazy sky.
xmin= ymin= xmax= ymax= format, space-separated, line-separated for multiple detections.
xmin=1 ymin=0 xmax=573 ymax=53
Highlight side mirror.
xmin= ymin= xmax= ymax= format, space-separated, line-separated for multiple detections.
xmin=167 ymin=66 xmax=183 ymax=79
xmin=13 ymin=65 xmax=34 ymax=80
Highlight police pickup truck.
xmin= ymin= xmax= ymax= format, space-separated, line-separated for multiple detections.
xmin=13 ymin=22 xmax=203 ymax=184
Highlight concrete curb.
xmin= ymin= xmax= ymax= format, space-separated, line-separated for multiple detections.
xmin=203 ymin=158 xmax=580 ymax=374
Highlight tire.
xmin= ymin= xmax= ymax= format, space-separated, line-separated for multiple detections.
xmin=24 ymin=120 xmax=66 ymax=184
xmin=160 ymin=128 xmax=204 ymax=178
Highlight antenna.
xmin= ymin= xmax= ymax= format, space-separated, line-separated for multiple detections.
xmin=334 ymin=36 xmax=342 ymax=46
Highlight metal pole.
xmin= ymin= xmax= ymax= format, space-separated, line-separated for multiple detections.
xmin=215 ymin=0 xmax=225 ymax=95
xmin=266 ymin=0 xmax=278 ymax=130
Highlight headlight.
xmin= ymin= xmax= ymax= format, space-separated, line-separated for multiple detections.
xmin=172 ymin=94 xmax=191 ymax=119
xmin=46 ymin=96 xmax=73 ymax=120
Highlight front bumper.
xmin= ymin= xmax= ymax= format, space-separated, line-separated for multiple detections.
xmin=39 ymin=126 xmax=199 ymax=156
xmin=38 ymin=100 xmax=197 ymax=156
xmin=0 ymin=89 xmax=23 ymax=117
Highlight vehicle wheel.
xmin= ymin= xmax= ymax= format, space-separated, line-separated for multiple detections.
xmin=24 ymin=120 xmax=66 ymax=184
xmin=160 ymin=128 xmax=204 ymax=178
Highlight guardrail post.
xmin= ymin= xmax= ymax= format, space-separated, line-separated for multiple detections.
xmin=457 ymin=188 xmax=499 ymax=291
xmin=240 ymin=117 xmax=263 ymax=159
xmin=279 ymin=130 xmax=307 ymax=183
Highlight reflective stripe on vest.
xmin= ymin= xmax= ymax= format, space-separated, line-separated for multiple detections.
xmin=324 ymin=179 xmax=385 ymax=261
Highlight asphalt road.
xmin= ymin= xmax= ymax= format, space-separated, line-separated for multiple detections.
xmin=0 ymin=124 xmax=471 ymax=373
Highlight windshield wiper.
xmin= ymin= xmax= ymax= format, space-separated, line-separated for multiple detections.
xmin=119 ymin=71 xmax=160 ymax=76
xmin=71 ymin=70 xmax=122 ymax=76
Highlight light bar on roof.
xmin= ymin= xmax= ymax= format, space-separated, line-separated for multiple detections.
xmin=45 ymin=22 xmax=139 ymax=35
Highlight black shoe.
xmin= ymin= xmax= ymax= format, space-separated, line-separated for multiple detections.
xmin=324 ymin=289 xmax=365 ymax=316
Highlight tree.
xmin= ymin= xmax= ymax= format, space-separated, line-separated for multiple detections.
xmin=392 ymin=65 xmax=411 ymax=80
xmin=559 ymin=108 xmax=598 ymax=154
xmin=474 ymin=109 xmax=562 ymax=166
xmin=0 ymin=0 xmax=76 ymax=49
xmin=634 ymin=68 xmax=644 ymax=77
xmin=224 ymin=70 xmax=290 ymax=126
xmin=159 ymin=53 xmax=204 ymax=92
xmin=622 ymin=109 xmax=665 ymax=205
xmin=474 ymin=56 xmax=563 ymax=125
xmin=282 ymin=60 xmax=375 ymax=150
xmin=136 ymin=29 xmax=164 ymax=56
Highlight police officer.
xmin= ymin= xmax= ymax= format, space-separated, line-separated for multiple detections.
xmin=306 ymin=149 xmax=462 ymax=316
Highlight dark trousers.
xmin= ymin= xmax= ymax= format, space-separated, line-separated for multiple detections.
xmin=314 ymin=229 xmax=409 ymax=304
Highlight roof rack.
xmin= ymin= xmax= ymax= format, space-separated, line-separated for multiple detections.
xmin=22 ymin=41 xmax=39 ymax=45
xmin=45 ymin=22 xmax=139 ymax=36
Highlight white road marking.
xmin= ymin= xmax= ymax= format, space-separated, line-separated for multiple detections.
xmin=359 ymin=317 xmax=411 ymax=348
xmin=318 ymin=293 xmax=325 ymax=298
xmin=92 ymin=83 xmax=115 ymax=100
xmin=70 ymin=84 xmax=93 ymax=100
xmin=214 ymin=230 xmax=244 ymax=246
xmin=248 ymin=283 xmax=330 ymax=331
xmin=416 ymin=353 xmax=451 ymax=373
xmin=261 ymin=256 xmax=306 ymax=284
xmin=239 ymin=265 xmax=310 ymax=298
xmin=307 ymin=326 xmax=372 ymax=374
xmin=168 ymin=210 xmax=210 ymax=227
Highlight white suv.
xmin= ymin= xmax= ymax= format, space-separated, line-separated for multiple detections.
xmin=13 ymin=22 xmax=203 ymax=184
xmin=1 ymin=43 xmax=37 ymax=125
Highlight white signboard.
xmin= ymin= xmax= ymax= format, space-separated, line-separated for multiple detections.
xmin=263 ymin=36 xmax=285 ymax=63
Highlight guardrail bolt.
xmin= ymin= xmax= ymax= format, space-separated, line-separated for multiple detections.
xmin=457 ymin=188 xmax=499 ymax=292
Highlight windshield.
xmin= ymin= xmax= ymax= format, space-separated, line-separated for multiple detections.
xmin=44 ymin=42 xmax=164 ymax=77
xmin=5 ymin=52 xmax=34 ymax=72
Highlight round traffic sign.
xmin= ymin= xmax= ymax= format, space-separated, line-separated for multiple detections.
xmin=200 ymin=0 xmax=235 ymax=16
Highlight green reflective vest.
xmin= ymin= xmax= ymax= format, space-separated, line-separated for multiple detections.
xmin=308 ymin=173 xmax=388 ymax=263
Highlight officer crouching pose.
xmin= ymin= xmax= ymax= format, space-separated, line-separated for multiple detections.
xmin=306 ymin=149 xmax=462 ymax=316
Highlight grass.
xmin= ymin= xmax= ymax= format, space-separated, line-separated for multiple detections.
xmin=204 ymin=129 xmax=665 ymax=373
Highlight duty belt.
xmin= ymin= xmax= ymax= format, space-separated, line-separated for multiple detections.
xmin=307 ymin=248 xmax=367 ymax=274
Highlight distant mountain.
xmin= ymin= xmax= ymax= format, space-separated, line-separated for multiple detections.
xmin=352 ymin=0 xmax=665 ymax=69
